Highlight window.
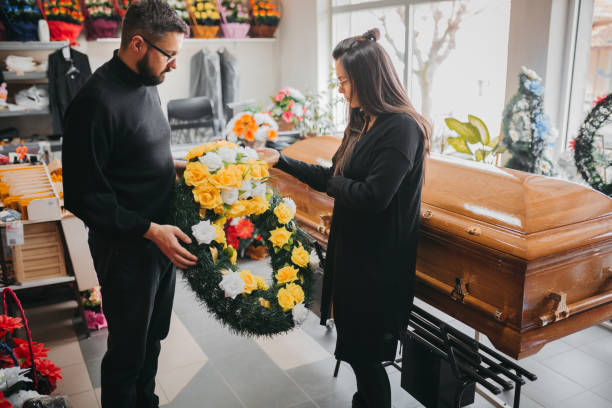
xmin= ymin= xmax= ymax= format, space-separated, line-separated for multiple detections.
xmin=331 ymin=0 xmax=512 ymax=152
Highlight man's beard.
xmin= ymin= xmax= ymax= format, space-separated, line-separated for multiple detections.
xmin=137 ymin=52 xmax=170 ymax=86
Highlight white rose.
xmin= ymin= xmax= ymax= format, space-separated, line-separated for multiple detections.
xmin=252 ymin=182 xmax=267 ymax=198
xmin=191 ymin=220 xmax=217 ymax=245
xmin=255 ymin=127 xmax=269 ymax=142
xmin=200 ymin=152 xmax=223 ymax=172
xmin=239 ymin=180 xmax=252 ymax=199
xmin=219 ymin=271 xmax=245 ymax=299
xmin=218 ymin=146 xmax=237 ymax=163
xmin=288 ymin=87 xmax=305 ymax=101
xmin=221 ymin=188 xmax=239 ymax=205
xmin=309 ymin=249 xmax=320 ymax=270
xmin=282 ymin=197 xmax=296 ymax=214
xmin=244 ymin=147 xmax=258 ymax=160
xmin=292 ymin=302 xmax=309 ymax=325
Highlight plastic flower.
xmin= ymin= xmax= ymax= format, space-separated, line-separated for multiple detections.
xmin=276 ymin=265 xmax=298 ymax=284
xmin=191 ymin=220 xmax=217 ymax=245
xmin=273 ymin=202 xmax=294 ymax=224
xmin=219 ymin=271 xmax=246 ymax=299
xmin=286 ymin=283 xmax=305 ymax=304
xmin=235 ymin=218 xmax=254 ymax=239
xmin=277 ymin=287 xmax=295 ymax=311
xmin=0 ymin=315 xmax=23 ymax=336
xmin=291 ymin=245 xmax=309 ymax=268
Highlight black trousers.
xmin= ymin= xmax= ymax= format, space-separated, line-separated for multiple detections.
xmin=89 ymin=232 xmax=175 ymax=408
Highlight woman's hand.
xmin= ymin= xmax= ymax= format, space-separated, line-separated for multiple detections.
xmin=256 ymin=148 xmax=280 ymax=167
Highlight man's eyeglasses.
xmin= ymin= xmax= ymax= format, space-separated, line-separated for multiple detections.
xmin=142 ymin=37 xmax=177 ymax=64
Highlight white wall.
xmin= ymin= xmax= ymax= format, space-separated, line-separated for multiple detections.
xmin=77 ymin=37 xmax=280 ymax=113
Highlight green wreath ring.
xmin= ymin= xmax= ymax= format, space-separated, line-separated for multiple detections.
xmin=168 ymin=140 xmax=315 ymax=336
xmin=574 ymin=93 xmax=612 ymax=195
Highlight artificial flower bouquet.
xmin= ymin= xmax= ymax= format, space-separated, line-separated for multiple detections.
xmin=82 ymin=0 xmax=119 ymax=40
xmin=217 ymin=0 xmax=249 ymax=38
xmin=225 ymin=111 xmax=278 ymax=149
xmin=0 ymin=289 xmax=62 ymax=405
xmin=40 ymin=0 xmax=84 ymax=43
xmin=81 ymin=286 xmax=107 ymax=330
xmin=249 ymin=0 xmax=279 ymax=38
xmin=268 ymin=87 xmax=306 ymax=131
xmin=224 ymin=217 xmax=267 ymax=260
xmin=187 ymin=0 xmax=220 ymax=38
xmin=0 ymin=0 xmax=42 ymax=41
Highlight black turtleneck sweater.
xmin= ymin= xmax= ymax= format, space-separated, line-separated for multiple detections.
xmin=62 ymin=51 xmax=175 ymax=240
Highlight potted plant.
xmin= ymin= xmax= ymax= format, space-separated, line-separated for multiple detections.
xmin=249 ymin=0 xmax=279 ymax=38
xmin=187 ymin=0 xmax=220 ymax=38
xmin=268 ymin=87 xmax=306 ymax=132
xmin=217 ymin=0 xmax=249 ymax=38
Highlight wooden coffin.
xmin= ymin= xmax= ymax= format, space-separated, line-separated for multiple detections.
xmin=269 ymin=136 xmax=612 ymax=359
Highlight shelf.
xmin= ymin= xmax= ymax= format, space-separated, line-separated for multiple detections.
xmin=0 ymin=41 xmax=69 ymax=51
xmin=96 ymin=37 xmax=276 ymax=44
xmin=2 ymin=71 xmax=47 ymax=81
xmin=0 ymin=107 xmax=50 ymax=118
xmin=4 ymin=275 xmax=75 ymax=291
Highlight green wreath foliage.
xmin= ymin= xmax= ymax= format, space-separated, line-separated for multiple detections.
xmin=168 ymin=142 xmax=315 ymax=336
xmin=574 ymin=93 xmax=612 ymax=196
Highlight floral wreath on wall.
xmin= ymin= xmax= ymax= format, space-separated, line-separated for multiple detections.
xmin=573 ymin=93 xmax=612 ymax=196
xmin=168 ymin=140 xmax=317 ymax=335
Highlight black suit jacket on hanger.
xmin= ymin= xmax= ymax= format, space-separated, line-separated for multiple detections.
xmin=47 ymin=48 xmax=92 ymax=136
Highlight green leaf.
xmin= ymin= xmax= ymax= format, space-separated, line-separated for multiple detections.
xmin=445 ymin=118 xmax=481 ymax=144
xmin=475 ymin=149 xmax=490 ymax=162
xmin=468 ymin=114 xmax=490 ymax=146
xmin=446 ymin=136 xmax=472 ymax=154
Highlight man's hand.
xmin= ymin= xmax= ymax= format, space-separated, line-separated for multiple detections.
xmin=144 ymin=222 xmax=197 ymax=269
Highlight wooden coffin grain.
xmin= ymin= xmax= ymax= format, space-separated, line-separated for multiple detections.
xmin=269 ymin=136 xmax=612 ymax=359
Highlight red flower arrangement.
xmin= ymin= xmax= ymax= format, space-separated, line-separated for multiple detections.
xmin=224 ymin=217 xmax=266 ymax=259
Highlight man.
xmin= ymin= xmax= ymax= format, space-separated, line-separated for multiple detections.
xmin=62 ymin=1 xmax=197 ymax=407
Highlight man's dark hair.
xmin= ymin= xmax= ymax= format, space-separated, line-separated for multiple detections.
xmin=120 ymin=0 xmax=189 ymax=49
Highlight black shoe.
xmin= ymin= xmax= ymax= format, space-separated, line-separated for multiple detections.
xmin=352 ymin=392 xmax=368 ymax=408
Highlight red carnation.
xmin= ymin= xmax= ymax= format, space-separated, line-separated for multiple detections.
xmin=225 ymin=225 xmax=239 ymax=250
xmin=0 ymin=392 xmax=11 ymax=408
xmin=35 ymin=358 xmax=62 ymax=389
xmin=236 ymin=218 xmax=254 ymax=239
xmin=0 ymin=315 xmax=23 ymax=337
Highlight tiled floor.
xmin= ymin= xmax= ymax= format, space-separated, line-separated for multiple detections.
xmin=23 ymin=258 xmax=612 ymax=408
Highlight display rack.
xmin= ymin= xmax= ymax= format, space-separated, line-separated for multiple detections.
xmin=2 ymin=71 xmax=47 ymax=81
xmin=0 ymin=41 xmax=69 ymax=51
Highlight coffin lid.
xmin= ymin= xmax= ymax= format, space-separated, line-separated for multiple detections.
xmin=281 ymin=137 xmax=612 ymax=235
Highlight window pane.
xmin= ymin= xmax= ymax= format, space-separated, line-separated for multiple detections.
xmin=584 ymin=0 xmax=612 ymax=112
xmin=408 ymin=0 xmax=511 ymax=153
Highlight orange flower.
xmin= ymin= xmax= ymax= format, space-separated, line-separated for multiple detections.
xmin=244 ymin=129 xmax=255 ymax=142
xmin=266 ymin=129 xmax=277 ymax=141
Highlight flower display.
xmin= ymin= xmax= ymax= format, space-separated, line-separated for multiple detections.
xmin=219 ymin=0 xmax=249 ymax=23
xmin=169 ymin=141 xmax=315 ymax=335
xmin=167 ymin=0 xmax=189 ymax=23
xmin=268 ymin=87 xmax=306 ymax=128
xmin=83 ymin=0 xmax=117 ymax=20
xmin=225 ymin=112 xmax=278 ymax=147
xmin=501 ymin=66 xmax=557 ymax=176
xmin=250 ymin=0 xmax=280 ymax=26
xmin=41 ymin=0 xmax=84 ymax=24
xmin=190 ymin=0 xmax=220 ymax=25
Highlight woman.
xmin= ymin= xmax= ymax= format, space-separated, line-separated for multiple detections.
xmin=275 ymin=28 xmax=431 ymax=407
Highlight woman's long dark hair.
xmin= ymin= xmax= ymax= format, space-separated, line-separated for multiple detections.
xmin=332 ymin=28 xmax=432 ymax=176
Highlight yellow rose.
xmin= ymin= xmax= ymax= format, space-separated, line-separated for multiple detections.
xmin=273 ymin=203 xmax=294 ymax=224
xmin=214 ymin=223 xmax=226 ymax=245
xmin=250 ymin=161 xmax=269 ymax=179
xmin=291 ymin=245 xmax=309 ymax=268
xmin=196 ymin=2 xmax=203 ymax=10
xmin=229 ymin=200 xmax=249 ymax=218
xmin=211 ymin=166 xmax=242 ymax=189
xmin=255 ymin=276 xmax=269 ymax=290
xmin=240 ymin=270 xmax=258 ymax=294
xmin=269 ymin=227 xmax=291 ymax=248
xmin=277 ymin=287 xmax=295 ymax=311
xmin=186 ymin=145 xmax=206 ymax=160
xmin=249 ymin=196 xmax=269 ymax=215
xmin=285 ymin=283 xmax=304 ymax=304
xmin=276 ymin=265 xmax=298 ymax=284
xmin=193 ymin=184 xmax=223 ymax=210
xmin=214 ymin=205 xmax=225 ymax=215
xmin=259 ymin=297 xmax=271 ymax=309
xmin=236 ymin=164 xmax=251 ymax=181
xmin=184 ymin=161 xmax=209 ymax=187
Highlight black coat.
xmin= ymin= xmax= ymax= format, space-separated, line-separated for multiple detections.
xmin=277 ymin=113 xmax=425 ymax=363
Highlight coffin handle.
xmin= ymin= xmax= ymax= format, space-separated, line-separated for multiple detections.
xmin=422 ymin=210 xmax=433 ymax=220
xmin=538 ymin=289 xmax=612 ymax=327
xmin=317 ymin=213 xmax=332 ymax=235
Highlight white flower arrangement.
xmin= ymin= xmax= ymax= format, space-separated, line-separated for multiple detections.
xmin=292 ymin=302 xmax=309 ymax=325
xmin=199 ymin=151 xmax=223 ymax=172
xmin=0 ymin=367 xmax=31 ymax=391
xmin=191 ymin=220 xmax=218 ymax=245
xmin=219 ymin=271 xmax=246 ymax=299
xmin=225 ymin=111 xmax=278 ymax=146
